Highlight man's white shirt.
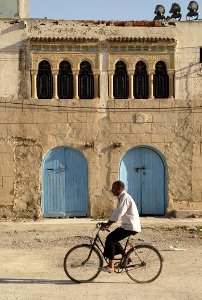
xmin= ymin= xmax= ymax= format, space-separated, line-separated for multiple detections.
xmin=110 ymin=191 xmax=141 ymax=232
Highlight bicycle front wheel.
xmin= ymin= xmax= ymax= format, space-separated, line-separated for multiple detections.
xmin=125 ymin=245 xmax=163 ymax=283
xmin=64 ymin=244 xmax=103 ymax=283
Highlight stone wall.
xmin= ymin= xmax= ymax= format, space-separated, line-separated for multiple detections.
xmin=0 ymin=19 xmax=202 ymax=218
xmin=0 ymin=141 xmax=14 ymax=207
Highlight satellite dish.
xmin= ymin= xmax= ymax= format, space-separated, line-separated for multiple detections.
xmin=187 ymin=1 xmax=199 ymax=20
xmin=169 ymin=3 xmax=182 ymax=21
xmin=153 ymin=5 xmax=166 ymax=21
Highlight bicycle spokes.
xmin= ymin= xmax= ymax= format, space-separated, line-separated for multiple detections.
xmin=125 ymin=245 xmax=163 ymax=283
xmin=64 ymin=244 xmax=103 ymax=283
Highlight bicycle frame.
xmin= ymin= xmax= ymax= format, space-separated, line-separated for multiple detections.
xmin=88 ymin=228 xmax=132 ymax=265
xmin=87 ymin=229 xmax=107 ymax=263
xmin=64 ymin=225 xmax=163 ymax=283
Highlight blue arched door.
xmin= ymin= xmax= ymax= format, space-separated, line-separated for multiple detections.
xmin=120 ymin=147 xmax=166 ymax=215
xmin=42 ymin=147 xmax=88 ymax=217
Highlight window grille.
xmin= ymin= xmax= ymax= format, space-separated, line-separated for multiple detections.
xmin=154 ymin=61 xmax=169 ymax=99
xmin=134 ymin=61 xmax=149 ymax=99
xmin=58 ymin=61 xmax=73 ymax=99
xmin=113 ymin=61 xmax=129 ymax=99
xmin=37 ymin=60 xmax=53 ymax=99
xmin=79 ymin=61 xmax=94 ymax=99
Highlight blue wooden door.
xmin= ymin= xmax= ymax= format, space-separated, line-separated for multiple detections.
xmin=120 ymin=147 xmax=165 ymax=215
xmin=42 ymin=147 xmax=88 ymax=217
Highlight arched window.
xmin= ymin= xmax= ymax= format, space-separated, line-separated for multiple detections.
xmin=79 ymin=61 xmax=94 ymax=99
xmin=154 ymin=61 xmax=169 ymax=99
xmin=37 ymin=60 xmax=53 ymax=99
xmin=134 ymin=61 xmax=149 ymax=99
xmin=113 ymin=61 xmax=129 ymax=99
xmin=58 ymin=61 xmax=73 ymax=99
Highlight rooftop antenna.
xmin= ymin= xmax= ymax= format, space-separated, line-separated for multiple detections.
xmin=169 ymin=3 xmax=182 ymax=21
xmin=186 ymin=1 xmax=199 ymax=20
xmin=153 ymin=5 xmax=166 ymax=21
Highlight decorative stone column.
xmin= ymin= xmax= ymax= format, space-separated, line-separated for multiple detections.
xmin=148 ymin=71 xmax=154 ymax=99
xmin=108 ymin=71 xmax=114 ymax=99
xmin=94 ymin=72 xmax=100 ymax=99
xmin=52 ymin=70 xmax=59 ymax=99
xmin=73 ymin=70 xmax=79 ymax=99
xmin=168 ymin=71 xmax=174 ymax=98
xmin=31 ymin=70 xmax=38 ymax=99
xmin=128 ymin=71 xmax=134 ymax=99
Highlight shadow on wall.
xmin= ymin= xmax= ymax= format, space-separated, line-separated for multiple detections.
xmin=175 ymin=62 xmax=202 ymax=80
xmin=0 ymin=21 xmax=26 ymax=35
xmin=175 ymin=62 xmax=202 ymax=100
xmin=0 ymin=39 xmax=30 ymax=99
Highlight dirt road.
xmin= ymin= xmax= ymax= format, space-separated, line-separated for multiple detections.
xmin=0 ymin=218 xmax=201 ymax=300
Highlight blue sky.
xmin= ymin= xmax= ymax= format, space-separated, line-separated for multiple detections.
xmin=30 ymin=0 xmax=201 ymax=21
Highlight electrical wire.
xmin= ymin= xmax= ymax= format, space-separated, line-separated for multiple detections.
xmin=1 ymin=99 xmax=202 ymax=113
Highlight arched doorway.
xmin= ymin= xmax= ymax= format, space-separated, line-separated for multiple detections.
xmin=37 ymin=60 xmax=53 ymax=99
xmin=58 ymin=60 xmax=73 ymax=99
xmin=119 ymin=146 xmax=166 ymax=215
xmin=154 ymin=61 xmax=169 ymax=99
xmin=134 ymin=61 xmax=149 ymax=99
xmin=42 ymin=147 xmax=88 ymax=217
xmin=113 ymin=60 xmax=129 ymax=99
xmin=79 ymin=61 xmax=94 ymax=99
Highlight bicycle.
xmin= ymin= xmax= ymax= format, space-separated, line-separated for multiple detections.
xmin=63 ymin=223 xmax=163 ymax=283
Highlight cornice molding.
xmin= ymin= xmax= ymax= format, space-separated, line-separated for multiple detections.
xmin=30 ymin=37 xmax=99 ymax=43
xmin=107 ymin=37 xmax=176 ymax=44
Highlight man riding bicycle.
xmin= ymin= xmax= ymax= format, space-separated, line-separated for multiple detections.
xmin=100 ymin=180 xmax=141 ymax=273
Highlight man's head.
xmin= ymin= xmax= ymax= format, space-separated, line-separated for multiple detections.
xmin=111 ymin=181 xmax=125 ymax=196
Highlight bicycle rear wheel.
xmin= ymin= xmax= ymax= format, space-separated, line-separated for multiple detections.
xmin=125 ymin=245 xmax=163 ymax=283
xmin=64 ymin=244 xmax=103 ymax=283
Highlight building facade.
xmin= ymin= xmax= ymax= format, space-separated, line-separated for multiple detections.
xmin=0 ymin=2 xmax=202 ymax=218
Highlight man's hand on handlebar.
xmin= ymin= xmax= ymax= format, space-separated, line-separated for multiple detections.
xmin=100 ymin=222 xmax=109 ymax=231
xmin=98 ymin=220 xmax=115 ymax=231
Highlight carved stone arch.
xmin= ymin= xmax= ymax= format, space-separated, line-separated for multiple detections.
xmin=113 ymin=58 xmax=129 ymax=71
xmin=151 ymin=58 xmax=170 ymax=71
xmin=134 ymin=58 xmax=149 ymax=70
xmin=57 ymin=58 xmax=73 ymax=70
xmin=37 ymin=58 xmax=54 ymax=70
xmin=78 ymin=59 xmax=95 ymax=72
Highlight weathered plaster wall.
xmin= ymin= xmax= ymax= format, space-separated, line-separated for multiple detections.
xmin=0 ymin=141 xmax=14 ymax=207
xmin=0 ymin=20 xmax=29 ymax=99
xmin=0 ymin=19 xmax=202 ymax=218
xmin=13 ymin=137 xmax=42 ymax=218
xmin=18 ymin=0 xmax=29 ymax=19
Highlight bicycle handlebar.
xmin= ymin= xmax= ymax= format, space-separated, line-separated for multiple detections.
xmin=96 ymin=222 xmax=110 ymax=232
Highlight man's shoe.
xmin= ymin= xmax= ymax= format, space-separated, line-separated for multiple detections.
xmin=119 ymin=257 xmax=132 ymax=268
xmin=127 ymin=257 xmax=132 ymax=264
xmin=102 ymin=266 xmax=114 ymax=273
